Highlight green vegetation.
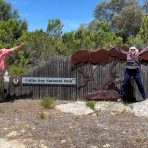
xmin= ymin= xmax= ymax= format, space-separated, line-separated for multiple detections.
xmin=0 ymin=0 xmax=147 ymax=75
xmin=86 ymin=101 xmax=96 ymax=110
xmin=127 ymin=15 xmax=148 ymax=47
xmin=0 ymin=107 xmax=4 ymax=113
xmin=37 ymin=111 xmax=45 ymax=119
xmin=13 ymin=109 xmax=19 ymax=113
xmin=136 ymin=137 xmax=144 ymax=144
xmin=40 ymin=97 xmax=56 ymax=109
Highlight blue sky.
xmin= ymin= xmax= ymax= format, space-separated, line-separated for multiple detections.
xmin=7 ymin=0 xmax=100 ymax=32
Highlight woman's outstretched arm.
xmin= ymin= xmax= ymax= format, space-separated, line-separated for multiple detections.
xmin=109 ymin=43 xmax=128 ymax=55
xmin=139 ymin=46 xmax=148 ymax=55
xmin=10 ymin=43 xmax=24 ymax=52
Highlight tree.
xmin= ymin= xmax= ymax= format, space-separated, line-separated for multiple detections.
xmin=62 ymin=31 xmax=76 ymax=53
xmin=94 ymin=0 xmax=138 ymax=22
xmin=15 ymin=30 xmax=55 ymax=65
xmin=0 ymin=0 xmax=28 ymax=48
xmin=94 ymin=1 xmax=112 ymax=22
xmin=0 ymin=0 xmax=28 ymax=74
xmin=94 ymin=0 xmax=144 ymax=41
xmin=0 ymin=0 xmax=19 ymax=21
xmin=88 ymin=19 xmax=110 ymax=32
xmin=81 ymin=20 xmax=123 ymax=49
xmin=111 ymin=5 xmax=143 ymax=41
xmin=127 ymin=15 xmax=148 ymax=47
xmin=47 ymin=18 xmax=63 ymax=38
xmin=0 ymin=19 xmax=27 ymax=48
xmin=143 ymin=0 xmax=148 ymax=13
xmin=62 ymin=20 xmax=123 ymax=51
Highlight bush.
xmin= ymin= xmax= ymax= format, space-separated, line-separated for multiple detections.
xmin=40 ymin=97 xmax=56 ymax=109
xmin=37 ymin=111 xmax=45 ymax=119
xmin=0 ymin=107 xmax=4 ymax=113
xmin=86 ymin=101 xmax=96 ymax=110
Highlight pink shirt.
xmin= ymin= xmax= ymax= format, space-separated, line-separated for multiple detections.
xmin=0 ymin=49 xmax=11 ymax=71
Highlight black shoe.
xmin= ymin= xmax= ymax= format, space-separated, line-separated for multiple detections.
xmin=142 ymin=97 xmax=147 ymax=100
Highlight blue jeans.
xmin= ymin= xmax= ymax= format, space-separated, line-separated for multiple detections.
xmin=120 ymin=68 xmax=146 ymax=98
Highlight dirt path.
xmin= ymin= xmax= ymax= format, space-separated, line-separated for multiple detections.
xmin=0 ymin=99 xmax=148 ymax=148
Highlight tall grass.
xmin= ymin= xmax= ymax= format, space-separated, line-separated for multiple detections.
xmin=40 ymin=97 xmax=56 ymax=109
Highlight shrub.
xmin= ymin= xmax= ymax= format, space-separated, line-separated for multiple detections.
xmin=86 ymin=101 xmax=96 ymax=110
xmin=40 ymin=97 xmax=56 ymax=109
xmin=0 ymin=107 xmax=4 ymax=113
xmin=37 ymin=111 xmax=45 ymax=119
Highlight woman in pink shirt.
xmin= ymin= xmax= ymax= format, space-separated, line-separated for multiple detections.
xmin=0 ymin=43 xmax=24 ymax=98
xmin=0 ymin=43 xmax=24 ymax=73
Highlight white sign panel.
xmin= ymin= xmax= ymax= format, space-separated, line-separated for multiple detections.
xmin=22 ymin=77 xmax=76 ymax=85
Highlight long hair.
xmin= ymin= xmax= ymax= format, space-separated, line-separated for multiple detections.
xmin=129 ymin=46 xmax=139 ymax=54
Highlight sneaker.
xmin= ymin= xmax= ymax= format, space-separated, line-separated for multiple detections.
xmin=117 ymin=98 xmax=122 ymax=102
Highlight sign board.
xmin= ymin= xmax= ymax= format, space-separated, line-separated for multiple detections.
xmin=22 ymin=77 xmax=76 ymax=85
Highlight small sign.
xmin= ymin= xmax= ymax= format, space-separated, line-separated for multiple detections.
xmin=22 ymin=77 xmax=76 ymax=85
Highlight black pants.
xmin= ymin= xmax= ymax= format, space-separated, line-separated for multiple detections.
xmin=120 ymin=68 xmax=146 ymax=98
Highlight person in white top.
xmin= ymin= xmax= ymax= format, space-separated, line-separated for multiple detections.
xmin=109 ymin=44 xmax=148 ymax=100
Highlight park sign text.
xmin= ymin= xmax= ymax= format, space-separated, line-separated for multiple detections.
xmin=22 ymin=77 xmax=76 ymax=85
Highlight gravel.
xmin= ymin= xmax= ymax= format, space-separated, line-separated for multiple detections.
xmin=0 ymin=99 xmax=148 ymax=148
